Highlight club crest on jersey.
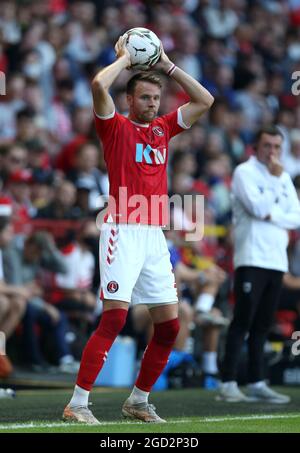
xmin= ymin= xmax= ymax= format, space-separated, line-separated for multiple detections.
xmin=135 ymin=143 xmax=166 ymax=165
xmin=107 ymin=281 xmax=119 ymax=293
xmin=152 ymin=126 xmax=164 ymax=137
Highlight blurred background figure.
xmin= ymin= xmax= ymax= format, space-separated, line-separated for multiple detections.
xmin=3 ymin=231 xmax=80 ymax=373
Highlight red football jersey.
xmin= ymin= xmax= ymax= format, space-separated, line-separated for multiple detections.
xmin=94 ymin=109 xmax=187 ymax=225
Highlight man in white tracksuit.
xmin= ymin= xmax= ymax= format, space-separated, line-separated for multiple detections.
xmin=219 ymin=125 xmax=300 ymax=403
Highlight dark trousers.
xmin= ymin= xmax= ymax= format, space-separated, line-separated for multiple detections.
xmin=23 ymin=304 xmax=71 ymax=365
xmin=222 ymin=266 xmax=283 ymax=383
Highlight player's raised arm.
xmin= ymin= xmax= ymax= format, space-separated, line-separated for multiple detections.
xmin=154 ymin=43 xmax=214 ymax=127
xmin=92 ymin=34 xmax=131 ymax=117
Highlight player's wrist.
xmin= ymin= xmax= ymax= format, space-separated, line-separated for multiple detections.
xmin=165 ymin=62 xmax=177 ymax=76
xmin=117 ymin=54 xmax=131 ymax=69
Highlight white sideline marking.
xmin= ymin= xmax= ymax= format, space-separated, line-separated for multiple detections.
xmin=0 ymin=414 xmax=299 ymax=430
xmin=0 ymin=421 xmax=187 ymax=430
xmin=202 ymin=414 xmax=300 ymax=423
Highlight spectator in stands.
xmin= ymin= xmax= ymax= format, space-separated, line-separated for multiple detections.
xmin=276 ymin=175 xmax=300 ymax=333
xmin=76 ymin=219 xmax=100 ymax=295
xmin=204 ymin=154 xmax=232 ymax=224
xmin=26 ymin=138 xmax=50 ymax=172
xmin=72 ymin=107 xmax=94 ymax=139
xmin=0 ymin=74 xmax=26 ymax=145
xmin=3 ymin=231 xmax=79 ymax=373
xmin=30 ymin=169 xmax=55 ymax=211
xmin=64 ymin=2 xmax=102 ymax=65
xmin=4 ymin=168 xmax=34 ymax=224
xmin=0 ymin=213 xmax=28 ymax=377
xmin=206 ymin=65 xmax=236 ymax=107
xmin=48 ymin=79 xmax=75 ymax=144
xmin=54 ymin=107 xmax=94 ymax=172
xmin=52 ymin=220 xmax=97 ymax=324
xmin=167 ymin=224 xmax=227 ymax=386
xmin=35 ymin=180 xmax=80 ymax=220
xmin=293 ymin=174 xmax=300 ymax=204
xmin=277 ymin=271 xmax=300 ymax=335
xmin=282 ymin=129 xmax=300 ymax=179
xmin=234 ymin=71 xmax=272 ymax=140
xmin=224 ymin=108 xmax=246 ymax=166
xmin=15 ymin=107 xmax=38 ymax=145
xmin=67 ymin=142 xmax=109 ymax=212
xmin=0 ymin=143 xmax=28 ymax=185
xmin=202 ymin=0 xmax=239 ymax=39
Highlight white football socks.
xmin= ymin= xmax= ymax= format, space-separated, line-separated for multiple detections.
xmin=248 ymin=381 xmax=265 ymax=389
xmin=69 ymin=385 xmax=89 ymax=408
xmin=60 ymin=355 xmax=74 ymax=366
xmin=127 ymin=386 xmax=149 ymax=404
xmin=221 ymin=381 xmax=237 ymax=389
xmin=202 ymin=351 xmax=218 ymax=374
xmin=195 ymin=293 xmax=215 ymax=312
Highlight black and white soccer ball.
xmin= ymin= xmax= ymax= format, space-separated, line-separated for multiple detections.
xmin=125 ymin=27 xmax=161 ymax=70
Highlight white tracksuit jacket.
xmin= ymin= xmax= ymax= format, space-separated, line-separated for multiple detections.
xmin=232 ymin=156 xmax=300 ymax=272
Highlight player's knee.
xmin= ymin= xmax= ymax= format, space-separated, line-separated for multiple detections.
xmin=153 ymin=317 xmax=180 ymax=346
xmin=179 ymin=302 xmax=193 ymax=323
xmin=0 ymin=296 xmax=9 ymax=318
xmin=10 ymin=296 xmax=26 ymax=316
xmin=95 ymin=308 xmax=128 ymax=338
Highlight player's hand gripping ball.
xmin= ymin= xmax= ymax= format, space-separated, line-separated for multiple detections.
xmin=125 ymin=27 xmax=161 ymax=70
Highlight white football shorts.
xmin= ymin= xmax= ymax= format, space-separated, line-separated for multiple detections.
xmin=99 ymin=223 xmax=178 ymax=305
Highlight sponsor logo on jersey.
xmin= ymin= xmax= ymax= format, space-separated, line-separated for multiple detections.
xmin=152 ymin=126 xmax=164 ymax=137
xmin=107 ymin=281 xmax=119 ymax=293
xmin=135 ymin=143 xmax=166 ymax=165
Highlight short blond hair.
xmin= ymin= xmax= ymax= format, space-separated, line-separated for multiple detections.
xmin=126 ymin=72 xmax=162 ymax=95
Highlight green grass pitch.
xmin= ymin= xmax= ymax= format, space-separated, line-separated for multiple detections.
xmin=0 ymin=387 xmax=299 ymax=433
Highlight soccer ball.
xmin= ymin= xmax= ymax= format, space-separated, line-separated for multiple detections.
xmin=125 ymin=27 xmax=161 ymax=70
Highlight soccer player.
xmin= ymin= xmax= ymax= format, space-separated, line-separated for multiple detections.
xmin=219 ymin=126 xmax=300 ymax=403
xmin=63 ymin=34 xmax=214 ymax=423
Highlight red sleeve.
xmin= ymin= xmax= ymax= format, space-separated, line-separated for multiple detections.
xmin=93 ymin=111 xmax=123 ymax=157
xmin=158 ymin=109 xmax=187 ymax=140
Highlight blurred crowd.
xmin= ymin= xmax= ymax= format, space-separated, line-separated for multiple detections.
xmin=1 ymin=0 xmax=300 ymax=387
